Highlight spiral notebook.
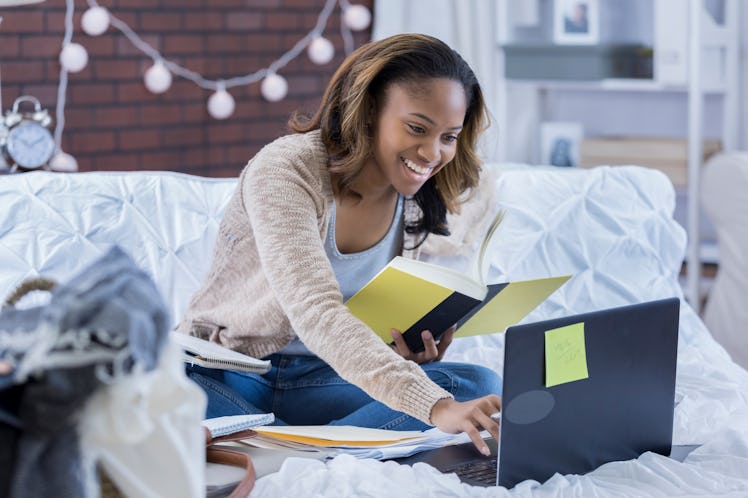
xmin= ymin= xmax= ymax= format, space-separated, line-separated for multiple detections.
xmin=171 ymin=332 xmax=271 ymax=374
xmin=203 ymin=413 xmax=275 ymax=439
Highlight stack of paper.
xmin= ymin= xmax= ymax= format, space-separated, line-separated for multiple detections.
xmin=205 ymin=422 xmax=484 ymax=491
xmin=241 ymin=425 xmax=474 ymax=460
xmin=204 ymin=417 xmax=485 ymax=460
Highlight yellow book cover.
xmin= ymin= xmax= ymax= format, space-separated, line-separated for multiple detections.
xmin=345 ymin=211 xmax=571 ymax=351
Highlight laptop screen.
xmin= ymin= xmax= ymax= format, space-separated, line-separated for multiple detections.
xmin=498 ymin=297 xmax=680 ymax=488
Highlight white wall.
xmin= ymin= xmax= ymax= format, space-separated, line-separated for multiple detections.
xmin=741 ymin=2 xmax=748 ymax=149
xmin=501 ymin=0 xmax=746 ymax=163
xmin=372 ymin=0 xmax=747 ymax=160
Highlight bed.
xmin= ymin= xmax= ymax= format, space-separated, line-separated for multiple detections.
xmin=1 ymin=164 xmax=746 ymax=497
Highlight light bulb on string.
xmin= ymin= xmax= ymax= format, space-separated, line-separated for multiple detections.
xmin=49 ymin=151 xmax=79 ymax=172
xmin=343 ymin=4 xmax=371 ymax=31
xmin=208 ymin=86 xmax=235 ymax=120
xmin=51 ymin=0 xmax=366 ymax=153
xmin=81 ymin=6 xmax=110 ymax=36
xmin=307 ymin=36 xmax=334 ymax=65
xmin=261 ymin=73 xmax=288 ymax=102
xmin=144 ymin=61 xmax=172 ymax=94
xmin=59 ymin=43 xmax=89 ymax=73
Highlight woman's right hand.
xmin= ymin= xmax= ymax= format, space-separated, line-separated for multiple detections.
xmin=430 ymin=395 xmax=502 ymax=456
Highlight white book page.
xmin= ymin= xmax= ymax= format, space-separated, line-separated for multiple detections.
xmin=470 ymin=210 xmax=505 ymax=286
xmin=389 ymin=257 xmax=486 ymax=300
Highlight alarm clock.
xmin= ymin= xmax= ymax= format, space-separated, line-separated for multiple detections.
xmin=0 ymin=96 xmax=55 ymax=171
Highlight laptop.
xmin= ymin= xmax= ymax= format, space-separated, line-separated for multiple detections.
xmin=395 ymin=297 xmax=689 ymax=488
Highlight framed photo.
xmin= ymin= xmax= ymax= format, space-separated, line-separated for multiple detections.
xmin=553 ymin=0 xmax=598 ymax=45
xmin=540 ymin=122 xmax=584 ymax=167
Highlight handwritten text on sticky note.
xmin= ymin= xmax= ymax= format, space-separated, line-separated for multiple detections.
xmin=545 ymin=322 xmax=589 ymax=387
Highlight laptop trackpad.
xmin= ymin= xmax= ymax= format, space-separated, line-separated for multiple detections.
xmin=504 ymin=390 xmax=555 ymax=425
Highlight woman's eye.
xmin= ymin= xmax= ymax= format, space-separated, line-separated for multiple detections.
xmin=443 ymin=135 xmax=458 ymax=144
xmin=408 ymin=124 xmax=425 ymax=134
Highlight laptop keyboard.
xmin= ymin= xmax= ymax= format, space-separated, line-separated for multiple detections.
xmin=446 ymin=457 xmax=497 ymax=486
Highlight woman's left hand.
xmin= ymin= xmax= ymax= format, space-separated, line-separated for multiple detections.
xmin=389 ymin=325 xmax=455 ymax=364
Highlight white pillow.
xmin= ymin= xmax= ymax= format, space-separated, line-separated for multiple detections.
xmin=423 ymin=164 xmax=695 ymax=367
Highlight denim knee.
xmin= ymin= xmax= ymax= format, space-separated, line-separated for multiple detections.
xmin=423 ymin=362 xmax=503 ymax=401
xmin=469 ymin=364 xmax=503 ymax=397
xmin=186 ymin=368 xmax=256 ymax=418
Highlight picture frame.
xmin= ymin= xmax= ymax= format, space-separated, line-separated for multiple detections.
xmin=553 ymin=0 xmax=598 ymax=45
xmin=540 ymin=122 xmax=584 ymax=167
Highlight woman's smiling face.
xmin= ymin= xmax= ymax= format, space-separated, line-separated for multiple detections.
xmin=368 ymin=78 xmax=467 ymax=196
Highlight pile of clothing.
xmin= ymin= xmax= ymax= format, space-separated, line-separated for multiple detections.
xmin=0 ymin=247 xmax=205 ymax=498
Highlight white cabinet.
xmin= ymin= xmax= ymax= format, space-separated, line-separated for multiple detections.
xmin=494 ymin=0 xmax=741 ymax=310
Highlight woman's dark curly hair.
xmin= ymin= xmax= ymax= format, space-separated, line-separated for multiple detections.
xmin=289 ymin=33 xmax=488 ymax=242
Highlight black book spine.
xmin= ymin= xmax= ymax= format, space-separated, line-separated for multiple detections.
xmin=400 ymin=293 xmax=482 ymax=353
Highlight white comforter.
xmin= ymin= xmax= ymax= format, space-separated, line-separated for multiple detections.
xmin=252 ymin=165 xmax=748 ymax=497
xmin=1 ymin=166 xmax=746 ymax=497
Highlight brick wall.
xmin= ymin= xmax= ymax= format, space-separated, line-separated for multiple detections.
xmin=0 ymin=0 xmax=373 ymax=177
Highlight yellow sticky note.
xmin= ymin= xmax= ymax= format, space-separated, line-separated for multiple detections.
xmin=545 ymin=322 xmax=589 ymax=387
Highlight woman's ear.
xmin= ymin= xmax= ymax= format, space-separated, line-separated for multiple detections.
xmin=366 ymin=95 xmax=378 ymax=126
xmin=365 ymin=113 xmax=376 ymax=137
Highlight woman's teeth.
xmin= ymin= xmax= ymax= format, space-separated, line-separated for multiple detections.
xmin=403 ymin=158 xmax=430 ymax=175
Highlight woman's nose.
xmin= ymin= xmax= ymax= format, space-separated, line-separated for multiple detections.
xmin=417 ymin=138 xmax=440 ymax=164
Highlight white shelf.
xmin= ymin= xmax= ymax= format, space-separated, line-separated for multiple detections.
xmin=698 ymin=241 xmax=720 ymax=265
xmin=505 ymin=77 xmax=727 ymax=94
xmin=495 ymin=0 xmax=740 ymax=313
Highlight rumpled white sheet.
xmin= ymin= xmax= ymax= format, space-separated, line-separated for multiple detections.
xmin=253 ymin=165 xmax=748 ymax=496
xmin=1 ymin=167 xmax=746 ymax=496
xmin=254 ymin=437 xmax=748 ymax=497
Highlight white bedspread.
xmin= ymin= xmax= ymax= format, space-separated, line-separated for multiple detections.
xmin=252 ymin=165 xmax=748 ymax=497
xmin=1 ymin=166 xmax=746 ymax=497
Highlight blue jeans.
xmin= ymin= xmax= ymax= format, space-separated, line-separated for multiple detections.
xmin=187 ymin=354 xmax=502 ymax=431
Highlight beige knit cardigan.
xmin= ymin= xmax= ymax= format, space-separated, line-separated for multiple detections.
xmin=177 ymin=130 xmax=497 ymax=425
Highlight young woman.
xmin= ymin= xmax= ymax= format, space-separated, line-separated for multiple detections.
xmin=179 ymin=33 xmax=502 ymax=455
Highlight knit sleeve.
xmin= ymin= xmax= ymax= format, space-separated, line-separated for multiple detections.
xmin=241 ymin=133 xmax=452 ymax=424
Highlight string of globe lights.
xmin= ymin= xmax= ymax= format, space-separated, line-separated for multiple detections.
xmin=49 ymin=0 xmax=371 ymax=172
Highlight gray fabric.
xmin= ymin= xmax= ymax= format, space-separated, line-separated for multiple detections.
xmin=325 ymin=195 xmax=404 ymax=301
xmin=0 ymin=246 xmax=170 ymax=498
xmin=278 ymin=196 xmax=404 ymax=356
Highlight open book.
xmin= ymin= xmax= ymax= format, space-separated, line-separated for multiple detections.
xmin=345 ymin=211 xmax=571 ymax=352
xmin=171 ymin=332 xmax=271 ymax=374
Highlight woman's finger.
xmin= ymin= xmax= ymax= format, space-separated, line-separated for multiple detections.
xmin=421 ymin=330 xmax=439 ymax=360
xmin=464 ymin=424 xmax=491 ymax=456
xmin=436 ymin=326 xmax=455 ymax=359
xmin=390 ymin=328 xmax=412 ymax=359
xmin=474 ymin=405 xmax=501 ymax=443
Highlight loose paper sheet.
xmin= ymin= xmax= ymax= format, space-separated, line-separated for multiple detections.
xmin=254 ymin=425 xmax=428 ymax=448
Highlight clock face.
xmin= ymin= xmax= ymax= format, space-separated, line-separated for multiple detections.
xmin=6 ymin=121 xmax=55 ymax=170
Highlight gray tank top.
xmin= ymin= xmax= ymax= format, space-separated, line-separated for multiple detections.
xmin=279 ymin=195 xmax=404 ymax=355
